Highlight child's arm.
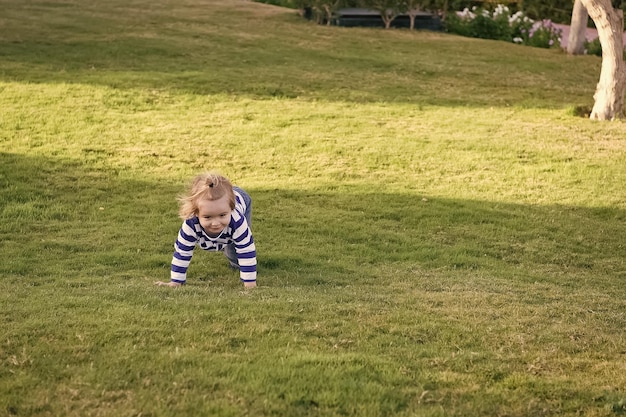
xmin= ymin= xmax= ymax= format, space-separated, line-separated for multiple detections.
xmin=155 ymin=220 xmax=198 ymax=287
xmin=232 ymin=217 xmax=257 ymax=287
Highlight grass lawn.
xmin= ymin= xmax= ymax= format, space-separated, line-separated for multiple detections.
xmin=1 ymin=0 xmax=625 ymax=416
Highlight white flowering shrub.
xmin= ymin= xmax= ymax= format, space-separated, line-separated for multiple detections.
xmin=446 ymin=4 xmax=562 ymax=49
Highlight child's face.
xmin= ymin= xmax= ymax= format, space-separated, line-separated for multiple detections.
xmin=197 ymin=195 xmax=232 ymax=235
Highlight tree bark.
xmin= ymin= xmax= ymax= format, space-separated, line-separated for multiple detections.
xmin=580 ymin=0 xmax=626 ymax=120
xmin=323 ymin=4 xmax=332 ymax=26
xmin=381 ymin=11 xmax=398 ymax=29
xmin=408 ymin=12 xmax=416 ymax=30
xmin=567 ymin=0 xmax=589 ymax=55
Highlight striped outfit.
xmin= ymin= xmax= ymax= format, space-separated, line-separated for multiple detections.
xmin=170 ymin=190 xmax=256 ymax=284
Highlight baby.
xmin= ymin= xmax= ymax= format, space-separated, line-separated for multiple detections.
xmin=155 ymin=173 xmax=257 ymax=288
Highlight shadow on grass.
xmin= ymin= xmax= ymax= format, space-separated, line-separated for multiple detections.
xmin=2 ymin=152 xmax=624 ymax=293
xmin=256 ymin=188 xmax=626 ymax=292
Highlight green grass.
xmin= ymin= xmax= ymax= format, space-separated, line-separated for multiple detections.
xmin=1 ymin=0 xmax=626 ymax=416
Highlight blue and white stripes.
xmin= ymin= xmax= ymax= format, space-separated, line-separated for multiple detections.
xmin=170 ymin=194 xmax=256 ymax=284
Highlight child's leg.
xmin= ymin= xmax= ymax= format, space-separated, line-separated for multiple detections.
xmin=234 ymin=186 xmax=253 ymax=227
xmin=225 ymin=187 xmax=252 ymax=268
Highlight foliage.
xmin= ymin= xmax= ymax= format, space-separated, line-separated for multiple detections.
xmin=585 ymin=37 xmax=602 ymax=56
xmin=508 ymin=10 xmax=535 ymax=42
xmin=446 ymin=5 xmax=512 ymax=41
xmin=254 ymin=0 xmax=579 ymax=25
xmin=446 ymin=0 xmax=575 ymax=24
xmin=2 ymin=0 xmax=626 ymax=416
xmin=365 ymin=0 xmax=409 ymax=28
xmin=517 ymin=18 xmax=563 ymax=48
xmin=521 ymin=0 xmax=578 ymax=24
xmin=307 ymin=0 xmax=346 ymax=24
xmin=583 ymin=37 xmax=626 ymax=61
xmin=446 ymin=5 xmax=562 ymax=49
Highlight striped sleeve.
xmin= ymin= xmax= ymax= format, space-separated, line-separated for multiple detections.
xmin=231 ymin=213 xmax=257 ymax=283
xmin=234 ymin=190 xmax=247 ymax=216
xmin=170 ymin=219 xmax=199 ymax=284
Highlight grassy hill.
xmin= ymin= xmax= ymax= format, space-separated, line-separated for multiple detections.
xmin=1 ymin=0 xmax=625 ymax=416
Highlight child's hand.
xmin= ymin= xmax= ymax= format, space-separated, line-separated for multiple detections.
xmin=243 ymin=281 xmax=257 ymax=289
xmin=154 ymin=281 xmax=182 ymax=288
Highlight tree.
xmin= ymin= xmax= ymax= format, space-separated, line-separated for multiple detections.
xmin=405 ymin=0 xmax=444 ymax=30
xmin=579 ymin=0 xmax=626 ymax=120
xmin=364 ymin=0 xmax=408 ymax=29
xmin=311 ymin=0 xmax=344 ymax=25
xmin=405 ymin=0 xmax=423 ymax=29
xmin=567 ymin=0 xmax=589 ymax=54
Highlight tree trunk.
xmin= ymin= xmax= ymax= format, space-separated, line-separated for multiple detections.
xmin=441 ymin=0 xmax=448 ymax=21
xmin=323 ymin=4 xmax=332 ymax=26
xmin=580 ymin=0 xmax=626 ymax=120
xmin=567 ymin=0 xmax=588 ymax=55
xmin=380 ymin=11 xmax=397 ymax=29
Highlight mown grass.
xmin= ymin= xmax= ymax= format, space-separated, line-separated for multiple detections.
xmin=1 ymin=0 xmax=626 ymax=416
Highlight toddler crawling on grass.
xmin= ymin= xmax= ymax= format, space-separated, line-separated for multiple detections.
xmin=155 ymin=173 xmax=256 ymax=288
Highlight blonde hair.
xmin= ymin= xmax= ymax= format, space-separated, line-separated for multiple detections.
xmin=178 ymin=173 xmax=236 ymax=220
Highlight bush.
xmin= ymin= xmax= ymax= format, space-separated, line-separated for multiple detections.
xmin=446 ymin=4 xmax=562 ymax=49
xmin=525 ymin=19 xmax=562 ymax=48
xmin=582 ymin=37 xmax=626 ymax=60
xmin=468 ymin=13 xmax=511 ymax=41
xmin=509 ymin=10 xmax=536 ymax=43
xmin=585 ymin=37 xmax=602 ymax=56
